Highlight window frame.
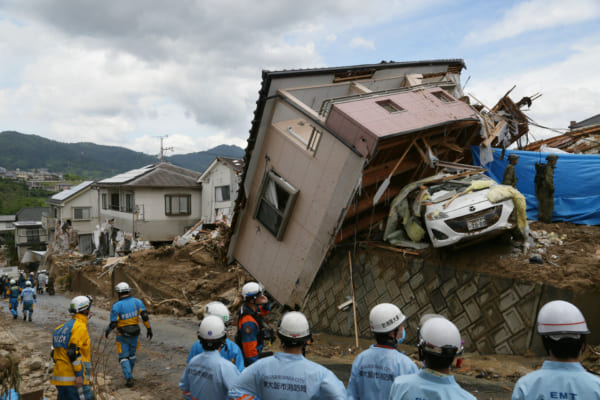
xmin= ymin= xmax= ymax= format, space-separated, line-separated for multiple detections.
xmin=215 ymin=185 xmax=231 ymax=202
xmin=101 ymin=193 xmax=108 ymax=210
xmin=253 ymin=170 xmax=299 ymax=241
xmin=431 ymin=90 xmax=456 ymax=103
xmin=73 ymin=207 xmax=91 ymax=221
xmin=110 ymin=192 xmax=120 ymax=211
xmin=165 ymin=194 xmax=192 ymax=216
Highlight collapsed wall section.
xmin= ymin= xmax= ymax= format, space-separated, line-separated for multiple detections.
xmin=304 ymin=247 xmax=600 ymax=355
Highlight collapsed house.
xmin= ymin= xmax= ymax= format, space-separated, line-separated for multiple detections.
xmin=524 ymin=113 xmax=600 ymax=154
xmin=227 ymin=59 xmax=532 ymax=308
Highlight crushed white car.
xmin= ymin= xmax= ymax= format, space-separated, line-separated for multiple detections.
xmin=384 ymin=169 xmax=526 ymax=249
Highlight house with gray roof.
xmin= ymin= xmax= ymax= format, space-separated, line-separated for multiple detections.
xmin=95 ymin=162 xmax=202 ymax=243
xmin=14 ymin=207 xmax=50 ymax=263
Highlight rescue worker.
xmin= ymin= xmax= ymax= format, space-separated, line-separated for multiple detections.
xmin=512 ymin=300 xmax=600 ymax=399
xmin=38 ymin=271 xmax=48 ymax=294
xmin=105 ymin=282 xmax=153 ymax=388
xmin=180 ymin=315 xmax=240 ymax=399
xmin=347 ymin=303 xmax=418 ymax=399
xmin=535 ymin=153 xmax=558 ymax=223
xmin=18 ymin=272 xmax=27 ymax=289
xmin=228 ymin=311 xmax=347 ymax=400
xmin=502 ymin=154 xmax=519 ymax=188
xmin=51 ymin=295 xmax=95 ymax=400
xmin=187 ymin=301 xmax=244 ymax=371
xmin=19 ymin=280 xmax=37 ymax=321
xmin=389 ymin=315 xmax=475 ymax=400
xmin=7 ymin=279 xmax=20 ymax=319
xmin=237 ymin=282 xmax=274 ymax=366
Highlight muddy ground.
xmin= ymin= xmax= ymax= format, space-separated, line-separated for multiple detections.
xmin=3 ymin=221 xmax=600 ymax=398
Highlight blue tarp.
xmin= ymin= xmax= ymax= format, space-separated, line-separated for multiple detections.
xmin=471 ymin=146 xmax=600 ymax=225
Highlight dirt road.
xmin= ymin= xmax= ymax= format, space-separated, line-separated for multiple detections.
xmin=1 ymin=292 xmax=521 ymax=399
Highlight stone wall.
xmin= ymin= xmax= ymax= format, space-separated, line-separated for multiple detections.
xmin=303 ymin=247 xmax=600 ymax=355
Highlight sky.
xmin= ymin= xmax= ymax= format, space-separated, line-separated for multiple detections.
xmin=1 ymin=0 xmax=599 ymax=156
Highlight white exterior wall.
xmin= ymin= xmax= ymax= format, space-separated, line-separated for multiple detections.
xmin=201 ymin=163 xmax=240 ymax=223
xmin=232 ymin=118 xmax=364 ymax=307
xmin=98 ymin=187 xmax=202 ymax=241
xmin=60 ymin=189 xmax=99 ymax=234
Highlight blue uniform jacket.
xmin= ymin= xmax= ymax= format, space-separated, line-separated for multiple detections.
xmin=188 ymin=338 xmax=245 ymax=371
xmin=389 ymin=369 xmax=476 ymax=400
xmin=348 ymin=344 xmax=418 ymax=400
xmin=228 ymin=352 xmax=347 ymax=400
xmin=108 ymin=296 xmax=150 ymax=333
xmin=512 ymin=360 xmax=600 ymax=400
xmin=180 ymin=350 xmax=240 ymax=400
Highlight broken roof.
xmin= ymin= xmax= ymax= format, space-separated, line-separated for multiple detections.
xmin=569 ymin=113 xmax=600 ymax=130
xmin=48 ymin=181 xmax=94 ymax=205
xmin=97 ymin=163 xmax=202 ymax=188
xmin=199 ymin=157 xmax=243 ymax=182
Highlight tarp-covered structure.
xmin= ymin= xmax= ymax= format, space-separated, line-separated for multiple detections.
xmin=472 ymin=147 xmax=600 ymax=225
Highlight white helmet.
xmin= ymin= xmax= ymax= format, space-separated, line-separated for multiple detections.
xmin=537 ymin=300 xmax=590 ymax=337
xmin=205 ymin=301 xmax=230 ymax=324
xmin=115 ymin=282 xmax=131 ymax=294
xmin=369 ymin=303 xmax=406 ymax=333
xmin=418 ymin=315 xmax=463 ymax=357
xmin=10 ymin=279 xmax=16 ymax=285
xmin=197 ymin=315 xmax=227 ymax=340
xmin=25 ymin=280 xmax=32 ymax=287
xmin=69 ymin=295 xmax=92 ymax=314
xmin=278 ymin=311 xmax=311 ymax=339
xmin=242 ymin=282 xmax=264 ymax=300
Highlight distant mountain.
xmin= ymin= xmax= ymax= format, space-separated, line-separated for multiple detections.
xmin=0 ymin=131 xmax=245 ymax=179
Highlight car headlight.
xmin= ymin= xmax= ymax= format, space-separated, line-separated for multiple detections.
xmin=426 ymin=211 xmax=449 ymax=220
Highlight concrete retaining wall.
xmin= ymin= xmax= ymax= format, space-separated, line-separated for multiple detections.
xmin=303 ymin=247 xmax=600 ymax=355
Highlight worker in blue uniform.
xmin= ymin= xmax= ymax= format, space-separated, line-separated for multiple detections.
xmin=237 ymin=282 xmax=274 ymax=366
xmin=348 ymin=303 xmax=418 ymax=399
xmin=187 ymin=301 xmax=244 ymax=371
xmin=105 ymin=281 xmax=153 ymax=388
xmin=228 ymin=311 xmax=347 ymax=400
xmin=389 ymin=315 xmax=475 ymax=400
xmin=19 ymin=280 xmax=37 ymax=321
xmin=1 ymin=274 xmax=8 ymax=298
xmin=180 ymin=315 xmax=240 ymax=399
xmin=512 ymin=300 xmax=600 ymax=399
xmin=18 ymin=272 xmax=27 ymax=289
xmin=7 ymin=279 xmax=21 ymax=319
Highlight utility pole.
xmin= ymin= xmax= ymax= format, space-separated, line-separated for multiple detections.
xmin=157 ymin=135 xmax=173 ymax=162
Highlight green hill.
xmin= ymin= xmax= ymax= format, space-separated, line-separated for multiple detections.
xmin=0 ymin=131 xmax=245 ymax=179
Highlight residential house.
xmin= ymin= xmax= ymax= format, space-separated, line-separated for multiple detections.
xmin=14 ymin=207 xmax=50 ymax=263
xmin=227 ymin=59 xmax=529 ymax=307
xmin=46 ymin=181 xmax=98 ymax=254
xmin=95 ymin=163 xmax=202 ymax=243
xmin=28 ymin=181 xmax=42 ymax=189
xmin=198 ymin=157 xmax=243 ymax=223
xmin=0 ymin=215 xmax=16 ymax=244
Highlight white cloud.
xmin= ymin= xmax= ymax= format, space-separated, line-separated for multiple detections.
xmin=465 ymin=0 xmax=600 ymax=45
xmin=350 ymin=37 xmax=376 ymax=50
xmin=468 ymin=41 xmax=600 ymax=142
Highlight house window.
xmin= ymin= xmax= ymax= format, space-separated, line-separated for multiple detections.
xmin=26 ymin=229 xmax=40 ymax=243
xmin=376 ymin=99 xmax=405 ymax=113
xmin=431 ymin=91 xmax=455 ymax=103
xmin=110 ymin=193 xmax=120 ymax=211
xmin=73 ymin=207 xmax=91 ymax=221
xmin=102 ymin=193 xmax=108 ymax=210
xmin=124 ymin=193 xmax=133 ymax=213
xmin=54 ymin=208 xmax=58 ymax=218
xmin=254 ymin=170 xmax=298 ymax=240
xmin=215 ymin=186 xmax=231 ymax=202
xmin=165 ymin=195 xmax=191 ymax=216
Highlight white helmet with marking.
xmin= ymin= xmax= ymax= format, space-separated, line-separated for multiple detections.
xmin=278 ymin=311 xmax=311 ymax=343
xmin=241 ymin=282 xmax=264 ymax=301
xmin=537 ymin=300 xmax=590 ymax=338
xmin=197 ymin=315 xmax=227 ymax=340
xmin=115 ymin=282 xmax=131 ymax=294
xmin=369 ymin=303 xmax=406 ymax=333
xmin=69 ymin=295 xmax=93 ymax=314
xmin=418 ymin=315 xmax=463 ymax=358
xmin=205 ymin=301 xmax=230 ymax=324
